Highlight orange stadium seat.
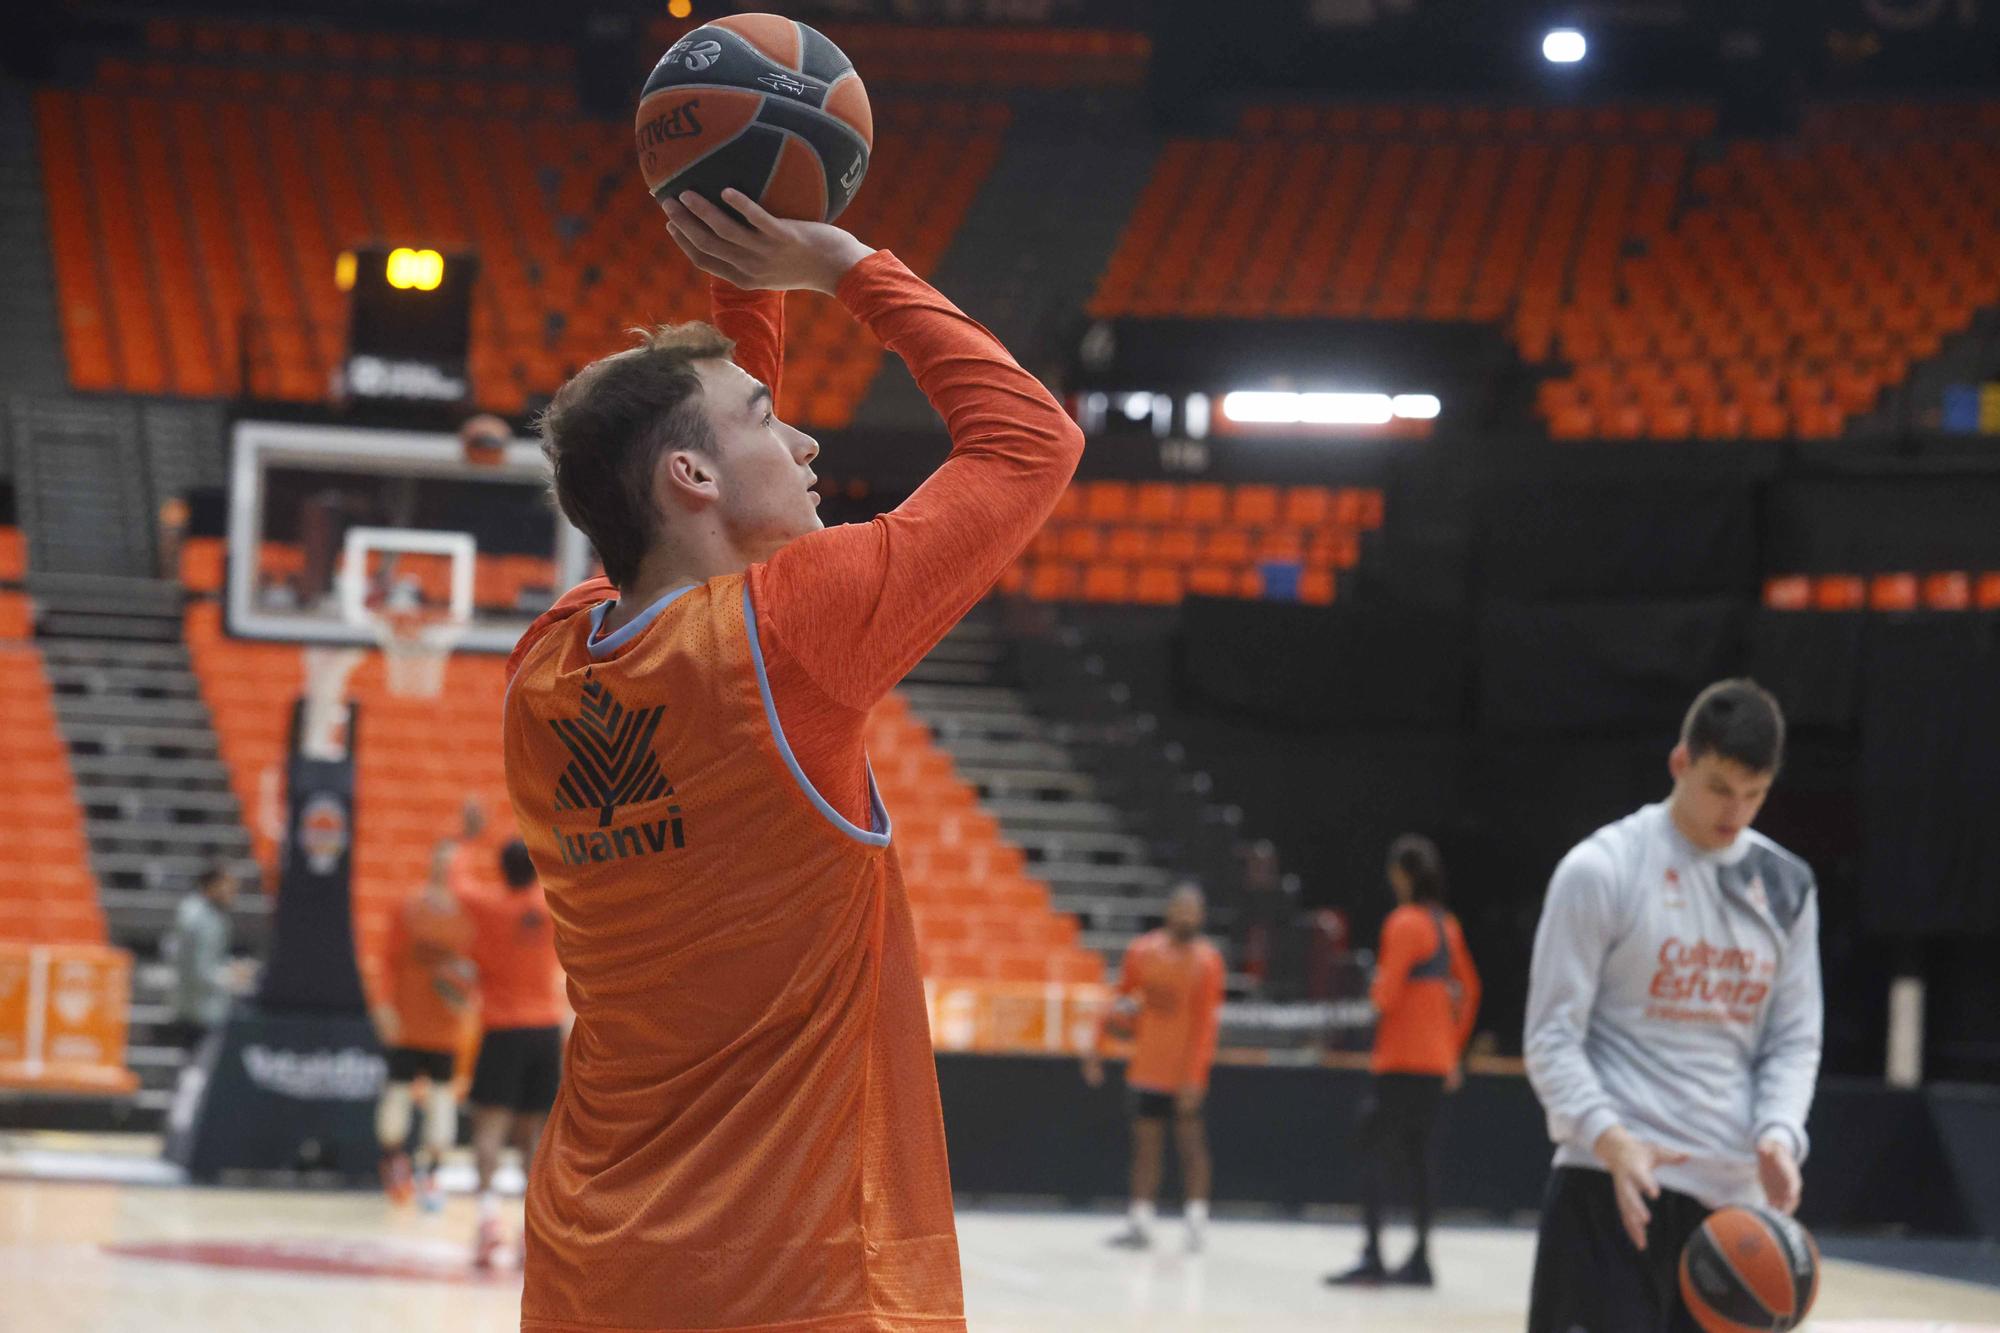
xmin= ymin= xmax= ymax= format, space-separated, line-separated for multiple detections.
xmin=42 ymin=43 xmax=1010 ymax=423
xmin=1009 ymin=481 xmax=1381 ymax=607
xmin=1093 ymin=99 xmax=2000 ymax=442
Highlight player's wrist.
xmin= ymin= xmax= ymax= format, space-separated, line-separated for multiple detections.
xmin=1591 ymin=1123 xmax=1636 ymax=1169
xmin=810 ymin=233 xmax=874 ymax=295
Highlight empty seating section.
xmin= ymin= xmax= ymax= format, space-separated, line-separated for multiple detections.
xmin=1092 ymin=103 xmax=1714 ymax=321
xmin=42 ymin=19 xmax=1008 ymax=423
xmin=0 ymin=638 xmax=105 ymax=945
xmin=183 ymin=602 xmax=1094 ymax=990
xmin=1006 ymin=481 xmax=1383 ymax=606
xmin=868 ymin=696 xmax=1103 ymax=984
xmin=1530 ymin=103 xmax=2000 ymax=442
xmin=1765 ymin=571 xmax=2000 ymax=613
xmin=806 ymin=25 xmax=1148 ymax=88
xmin=1093 ymin=100 xmax=2000 ymax=441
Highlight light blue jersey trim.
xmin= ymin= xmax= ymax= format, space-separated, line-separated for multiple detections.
xmin=741 ymin=584 xmax=892 ymax=848
xmin=586 ymin=585 xmax=698 ymax=658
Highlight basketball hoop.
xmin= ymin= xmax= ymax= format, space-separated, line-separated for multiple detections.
xmin=372 ymin=606 xmax=466 ymax=699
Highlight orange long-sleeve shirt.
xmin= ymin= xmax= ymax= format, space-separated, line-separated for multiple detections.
xmin=511 ymin=254 xmax=1083 ymax=826
xmin=1099 ymin=930 xmax=1227 ymax=1093
xmin=1370 ymin=903 xmax=1481 ymax=1076
xmin=503 ymin=250 xmax=1082 ymax=1333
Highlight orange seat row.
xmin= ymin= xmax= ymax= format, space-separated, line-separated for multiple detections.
xmin=41 ymin=68 xmax=1008 ymax=423
xmin=0 ymin=644 xmax=101 ymax=947
xmin=1764 ymin=572 xmax=2000 ymax=613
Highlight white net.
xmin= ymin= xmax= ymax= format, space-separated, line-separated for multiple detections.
xmin=373 ymin=610 xmax=467 ymax=699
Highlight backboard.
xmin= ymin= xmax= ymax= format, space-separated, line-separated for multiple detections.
xmin=226 ymin=420 xmax=592 ymax=654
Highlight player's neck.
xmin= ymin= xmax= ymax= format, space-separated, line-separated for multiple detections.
xmin=604 ymin=538 xmax=751 ymax=634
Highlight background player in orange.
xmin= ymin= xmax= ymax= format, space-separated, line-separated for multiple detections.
xmin=1327 ymin=834 xmax=1481 ymax=1289
xmin=455 ymin=838 xmax=564 ymax=1269
xmin=1084 ymin=882 xmax=1226 ymax=1253
xmin=502 ymin=185 xmax=1083 ymax=1331
xmin=372 ymin=840 xmax=476 ymax=1211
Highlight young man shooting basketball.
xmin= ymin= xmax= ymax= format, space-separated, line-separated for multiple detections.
xmin=503 ymin=188 xmax=1083 ymax=1331
xmin=1523 ymin=680 xmax=1822 ymax=1333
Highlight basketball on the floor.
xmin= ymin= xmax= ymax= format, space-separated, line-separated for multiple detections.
xmin=1679 ymin=1205 xmax=1820 ymax=1333
xmin=635 ymin=14 xmax=873 ymax=224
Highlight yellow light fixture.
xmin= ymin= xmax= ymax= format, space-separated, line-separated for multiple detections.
xmin=385 ymin=247 xmax=445 ymax=292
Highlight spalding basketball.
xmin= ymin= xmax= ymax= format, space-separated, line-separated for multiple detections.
xmin=636 ymin=14 xmax=873 ymax=224
xmin=1680 ymin=1205 xmax=1820 ymax=1333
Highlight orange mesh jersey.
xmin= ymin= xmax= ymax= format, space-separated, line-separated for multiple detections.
xmin=383 ymin=887 xmax=474 ymax=1054
xmin=1370 ymin=903 xmax=1481 ymax=1076
xmin=455 ymin=877 xmax=564 ymax=1033
xmin=502 ymin=251 xmax=1083 ymax=1332
xmin=1103 ymin=930 xmax=1226 ymax=1093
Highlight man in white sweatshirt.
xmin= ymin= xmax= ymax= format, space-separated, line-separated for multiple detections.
xmin=1524 ymin=679 xmax=1821 ymax=1333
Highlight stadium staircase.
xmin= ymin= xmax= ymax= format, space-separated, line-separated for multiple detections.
xmin=0 ymin=83 xmax=68 ymax=395
xmin=902 ymin=606 xmax=1187 ymax=958
xmin=8 ymin=400 xmax=266 ymax=1121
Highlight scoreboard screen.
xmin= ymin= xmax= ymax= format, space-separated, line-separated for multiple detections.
xmin=337 ymin=246 xmax=479 ymax=404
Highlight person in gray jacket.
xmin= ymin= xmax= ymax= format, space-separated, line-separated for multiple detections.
xmin=1524 ymin=679 xmax=1821 ymax=1333
xmin=165 ymin=865 xmax=244 ymax=1048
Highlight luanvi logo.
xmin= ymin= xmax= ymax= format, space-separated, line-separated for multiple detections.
xmin=550 ymin=678 xmax=687 ymax=865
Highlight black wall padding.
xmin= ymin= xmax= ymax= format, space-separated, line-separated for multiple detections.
xmin=1478 ymin=481 xmax=1757 ymax=598
xmin=1859 ymin=616 xmax=2000 ymax=937
xmin=1767 ymin=476 xmax=2000 ymax=572
xmin=934 ymin=1055 xmax=1979 ymax=1233
xmin=1477 ymin=600 xmax=1746 ymax=733
xmin=1748 ymin=611 xmax=1864 ymax=730
xmin=1174 ymin=598 xmax=1468 ymax=728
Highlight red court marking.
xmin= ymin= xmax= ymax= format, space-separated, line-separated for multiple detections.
xmin=1815 ymin=1325 xmax=2000 ymax=1332
xmin=105 ymin=1238 xmax=513 ymax=1285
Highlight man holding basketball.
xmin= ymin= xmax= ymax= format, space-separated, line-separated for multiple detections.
xmin=1524 ymin=680 xmax=1822 ymax=1332
xmin=503 ymin=186 xmax=1082 ymax=1331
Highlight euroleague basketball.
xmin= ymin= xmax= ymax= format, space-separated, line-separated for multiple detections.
xmin=1679 ymin=1205 xmax=1821 ymax=1333
xmin=635 ymin=14 xmax=873 ymax=224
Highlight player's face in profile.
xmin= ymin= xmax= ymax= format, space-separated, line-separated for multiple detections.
xmin=1670 ymin=747 xmax=1774 ymax=850
xmin=696 ymin=358 xmax=823 ymax=558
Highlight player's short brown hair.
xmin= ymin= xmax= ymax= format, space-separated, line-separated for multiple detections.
xmin=1681 ymin=678 xmax=1786 ymax=775
xmin=539 ymin=323 xmax=736 ymax=588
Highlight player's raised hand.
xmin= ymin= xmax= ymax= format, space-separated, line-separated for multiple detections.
xmin=662 ymin=189 xmax=873 ymax=295
xmin=1081 ymin=1055 xmax=1104 ymax=1088
xmin=1756 ymin=1136 xmax=1803 ymax=1215
xmin=1594 ymin=1125 xmax=1689 ymax=1251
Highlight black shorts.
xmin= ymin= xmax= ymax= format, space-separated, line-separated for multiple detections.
xmin=385 ymin=1047 xmax=456 ymax=1085
xmin=1527 ymin=1165 xmax=1711 ymax=1333
xmin=468 ymin=1026 xmax=563 ymax=1114
xmin=1128 ymin=1088 xmax=1197 ymax=1121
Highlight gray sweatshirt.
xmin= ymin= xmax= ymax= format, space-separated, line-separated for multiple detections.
xmin=168 ymin=893 xmax=234 ymax=1027
xmin=1524 ymin=802 xmax=1822 ymax=1208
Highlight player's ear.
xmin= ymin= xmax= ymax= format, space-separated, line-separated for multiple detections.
xmin=661 ymin=448 xmax=720 ymax=507
xmin=1668 ymin=742 xmax=1690 ymax=782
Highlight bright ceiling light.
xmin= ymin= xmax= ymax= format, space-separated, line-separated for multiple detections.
xmin=1222 ymin=390 xmax=1441 ymax=427
xmin=1543 ymin=28 xmax=1586 ymax=63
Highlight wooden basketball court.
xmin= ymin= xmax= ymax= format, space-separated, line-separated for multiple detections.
xmin=3 ymin=1134 xmax=1996 ymax=1332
